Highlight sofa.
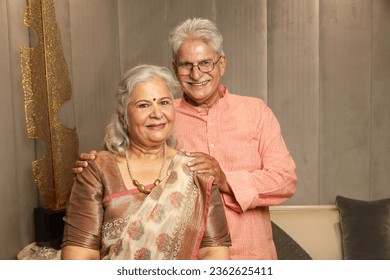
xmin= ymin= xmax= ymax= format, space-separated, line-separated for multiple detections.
xmin=270 ymin=196 xmax=390 ymax=260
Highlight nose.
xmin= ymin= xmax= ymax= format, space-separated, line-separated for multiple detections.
xmin=150 ymin=104 xmax=163 ymax=118
xmin=190 ymin=65 xmax=203 ymax=80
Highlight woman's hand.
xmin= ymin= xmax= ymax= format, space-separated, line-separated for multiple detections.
xmin=61 ymin=245 xmax=100 ymax=260
xmin=197 ymin=246 xmax=230 ymax=260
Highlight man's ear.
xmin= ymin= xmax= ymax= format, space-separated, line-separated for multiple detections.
xmin=219 ymin=56 xmax=227 ymax=76
xmin=172 ymin=61 xmax=179 ymax=76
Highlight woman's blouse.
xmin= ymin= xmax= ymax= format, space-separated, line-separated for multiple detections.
xmin=62 ymin=149 xmax=231 ymax=259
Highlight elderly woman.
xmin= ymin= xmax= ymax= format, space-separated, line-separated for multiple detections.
xmin=61 ymin=64 xmax=231 ymax=260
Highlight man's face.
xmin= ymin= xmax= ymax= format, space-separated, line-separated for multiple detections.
xmin=174 ymin=39 xmax=226 ymax=107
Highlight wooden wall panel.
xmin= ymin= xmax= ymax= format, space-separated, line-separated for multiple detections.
xmin=69 ymin=0 xmax=121 ymax=152
xmin=319 ymin=0 xmax=372 ymax=202
xmin=268 ymin=0 xmax=320 ymax=204
xmin=371 ymin=0 xmax=390 ymax=199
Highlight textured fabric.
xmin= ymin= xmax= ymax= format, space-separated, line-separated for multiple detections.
xmin=62 ymin=150 xmax=231 ymax=259
xmin=336 ymin=195 xmax=390 ymax=260
xmin=271 ymin=222 xmax=312 ymax=260
xmin=174 ymin=86 xmax=297 ymax=259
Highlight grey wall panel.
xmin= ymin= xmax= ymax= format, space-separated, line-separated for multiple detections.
xmin=118 ymin=0 xmax=170 ymax=71
xmin=268 ymin=0 xmax=320 ymax=205
xmin=371 ymin=0 xmax=390 ymax=199
xmin=319 ymin=0 xmax=372 ymax=201
xmin=216 ymin=0 xmax=267 ymax=99
xmin=69 ymin=0 xmax=121 ymax=152
xmin=167 ymin=0 xmax=217 ymax=41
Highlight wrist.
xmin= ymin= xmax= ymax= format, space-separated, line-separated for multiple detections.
xmin=219 ymin=181 xmax=232 ymax=195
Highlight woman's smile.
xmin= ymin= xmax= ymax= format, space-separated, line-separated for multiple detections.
xmin=146 ymin=123 xmax=166 ymax=130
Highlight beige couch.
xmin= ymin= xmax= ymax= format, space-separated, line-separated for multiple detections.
xmin=270 ymin=205 xmax=343 ymax=260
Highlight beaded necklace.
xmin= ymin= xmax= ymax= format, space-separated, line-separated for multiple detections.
xmin=125 ymin=143 xmax=166 ymax=194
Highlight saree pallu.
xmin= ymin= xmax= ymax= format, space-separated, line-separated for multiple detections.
xmin=62 ymin=150 xmax=231 ymax=260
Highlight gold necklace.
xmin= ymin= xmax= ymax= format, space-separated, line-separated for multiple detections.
xmin=126 ymin=143 xmax=166 ymax=194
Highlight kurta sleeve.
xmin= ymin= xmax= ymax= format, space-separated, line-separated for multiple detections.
xmin=222 ymin=102 xmax=297 ymax=213
xmin=61 ymin=160 xmax=104 ymax=250
xmin=200 ymin=184 xmax=232 ymax=248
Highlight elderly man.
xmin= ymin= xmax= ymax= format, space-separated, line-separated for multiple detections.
xmin=75 ymin=18 xmax=297 ymax=259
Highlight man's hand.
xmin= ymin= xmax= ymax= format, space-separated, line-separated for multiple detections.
xmin=185 ymin=152 xmax=232 ymax=195
xmin=72 ymin=151 xmax=97 ymax=174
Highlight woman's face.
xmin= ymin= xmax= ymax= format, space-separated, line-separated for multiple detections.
xmin=127 ymin=77 xmax=175 ymax=148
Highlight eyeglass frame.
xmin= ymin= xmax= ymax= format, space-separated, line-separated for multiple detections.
xmin=175 ymin=56 xmax=224 ymax=75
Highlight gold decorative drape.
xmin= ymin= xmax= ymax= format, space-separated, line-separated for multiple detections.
xmin=20 ymin=0 xmax=78 ymax=210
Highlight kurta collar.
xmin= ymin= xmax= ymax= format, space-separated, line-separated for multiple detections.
xmin=178 ymin=85 xmax=229 ymax=115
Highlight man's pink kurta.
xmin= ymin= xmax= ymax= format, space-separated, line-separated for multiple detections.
xmin=174 ymin=86 xmax=297 ymax=259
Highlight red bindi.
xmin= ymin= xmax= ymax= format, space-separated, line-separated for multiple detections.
xmin=153 ymin=98 xmax=156 ymax=101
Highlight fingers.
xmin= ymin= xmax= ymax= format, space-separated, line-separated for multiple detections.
xmin=80 ymin=153 xmax=96 ymax=161
xmin=185 ymin=152 xmax=228 ymax=187
xmin=186 ymin=153 xmax=217 ymax=171
xmin=185 ymin=151 xmax=206 ymax=158
xmin=186 ymin=154 xmax=220 ymax=176
xmin=188 ymin=162 xmax=213 ymax=173
xmin=72 ymin=167 xmax=83 ymax=174
xmin=76 ymin=161 xmax=89 ymax=168
xmin=72 ymin=160 xmax=90 ymax=174
xmin=74 ymin=151 xmax=96 ymax=174
xmin=185 ymin=151 xmax=230 ymax=194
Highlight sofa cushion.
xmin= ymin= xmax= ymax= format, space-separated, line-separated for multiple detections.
xmin=271 ymin=221 xmax=312 ymax=260
xmin=335 ymin=195 xmax=390 ymax=260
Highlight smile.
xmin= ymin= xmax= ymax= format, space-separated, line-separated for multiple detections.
xmin=187 ymin=80 xmax=209 ymax=86
xmin=147 ymin=123 xmax=166 ymax=129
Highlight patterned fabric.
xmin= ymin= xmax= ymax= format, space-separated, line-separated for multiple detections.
xmin=62 ymin=150 xmax=231 ymax=259
xmin=173 ymin=86 xmax=297 ymax=259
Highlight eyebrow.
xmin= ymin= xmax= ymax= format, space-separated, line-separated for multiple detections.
xmin=178 ymin=58 xmax=213 ymax=64
xmin=133 ymin=96 xmax=172 ymax=104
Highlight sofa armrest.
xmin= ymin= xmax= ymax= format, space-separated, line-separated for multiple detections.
xmin=270 ymin=205 xmax=343 ymax=260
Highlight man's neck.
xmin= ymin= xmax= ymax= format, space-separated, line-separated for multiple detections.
xmin=183 ymin=91 xmax=223 ymax=114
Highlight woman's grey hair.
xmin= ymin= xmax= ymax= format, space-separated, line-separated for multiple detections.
xmin=104 ymin=64 xmax=180 ymax=155
xmin=168 ymin=17 xmax=225 ymax=59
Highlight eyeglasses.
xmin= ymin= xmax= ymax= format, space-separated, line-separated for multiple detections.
xmin=176 ymin=56 xmax=223 ymax=75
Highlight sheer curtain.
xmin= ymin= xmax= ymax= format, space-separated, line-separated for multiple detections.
xmin=1 ymin=0 xmax=37 ymax=259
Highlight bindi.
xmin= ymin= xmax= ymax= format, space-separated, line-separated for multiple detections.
xmin=153 ymin=98 xmax=156 ymax=101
